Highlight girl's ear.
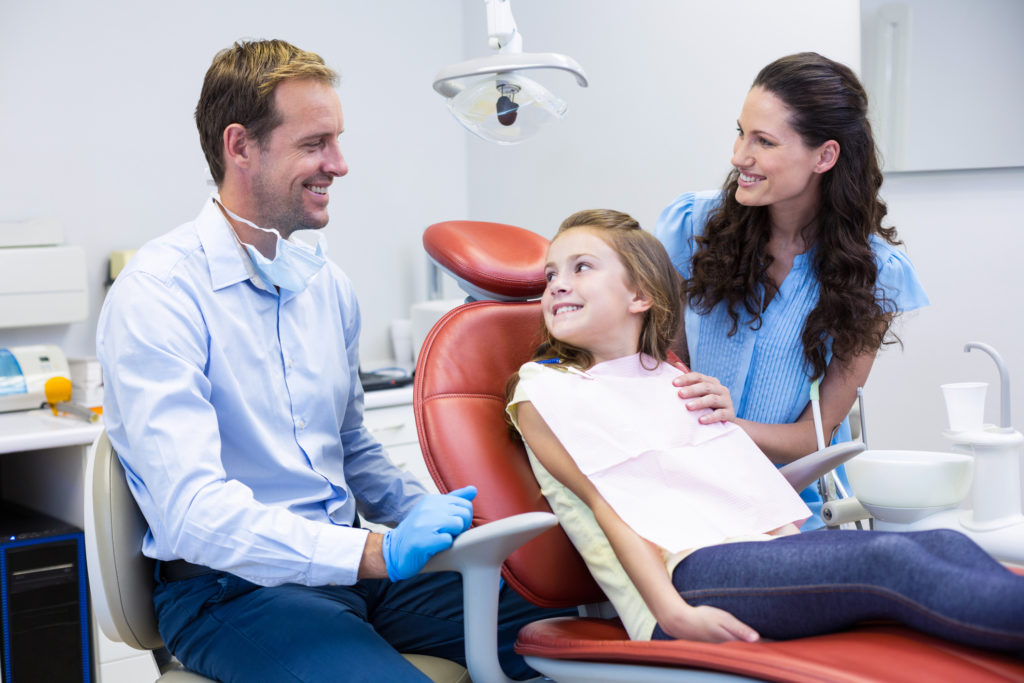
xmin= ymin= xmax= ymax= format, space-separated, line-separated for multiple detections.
xmin=629 ymin=289 xmax=653 ymax=314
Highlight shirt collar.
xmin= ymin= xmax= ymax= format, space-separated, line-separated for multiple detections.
xmin=196 ymin=195 xmax=274 ymax=293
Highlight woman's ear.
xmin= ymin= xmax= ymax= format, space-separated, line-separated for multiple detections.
xmin=814 ymin=140 xmax=840 ymax=174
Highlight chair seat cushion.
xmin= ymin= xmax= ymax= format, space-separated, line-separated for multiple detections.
xmin=516 ymin=617 xmax=1024 ymax=682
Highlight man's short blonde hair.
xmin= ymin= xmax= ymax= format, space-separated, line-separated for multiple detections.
xmin=195 ymin=39 xmax=338 ymax=184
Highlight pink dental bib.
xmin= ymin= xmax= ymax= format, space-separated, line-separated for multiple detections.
xmin=519 ymin=354 xmax=810 ymax=552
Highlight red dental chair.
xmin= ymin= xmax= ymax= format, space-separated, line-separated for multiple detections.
xmin=414 ymin=220 xmax=1024 ymax=683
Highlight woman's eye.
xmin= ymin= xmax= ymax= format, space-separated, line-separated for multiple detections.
xmin=575 ymin=262 xmax=592 ymax=273
xmin=736 ymin=126 xmax=744 ymax=137
xmin=758 ymin=137 xmax=774 ymax=147
xmin=545 ymin=271 xmax=556 ymax=282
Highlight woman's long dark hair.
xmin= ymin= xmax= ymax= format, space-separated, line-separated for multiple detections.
xmin=687 ymin=52 xmax=900 ymax=380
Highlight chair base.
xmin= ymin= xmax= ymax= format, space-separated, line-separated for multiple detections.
xmin=525 ymin=657 xmax=757 ymax=682
xmin=516 ymin=617 xmax=1024 ymax=683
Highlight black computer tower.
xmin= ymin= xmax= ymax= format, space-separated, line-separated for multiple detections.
xmin=0 ymin=503 xmax=92 ymax=682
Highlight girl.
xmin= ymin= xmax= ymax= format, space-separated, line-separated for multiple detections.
xmin=654 ymin=53 xmax=929 ymax=528
xmin=506 ymin=209 xmax=1023 ymax=649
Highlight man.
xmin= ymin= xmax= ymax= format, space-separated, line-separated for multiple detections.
xmin=97 ymin=39 xmax=562 ymax=682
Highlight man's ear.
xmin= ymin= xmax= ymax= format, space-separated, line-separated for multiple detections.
xmin=629 ymin=289 xmax=653 ymax=314
xmin=222 ymin=123 xmax=253 ymax=171
xmin=814 ymin=140 xmax=840 ymax=174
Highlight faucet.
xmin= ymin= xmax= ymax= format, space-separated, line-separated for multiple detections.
xmin=964 ymin=342 xmax=1012 ymax=432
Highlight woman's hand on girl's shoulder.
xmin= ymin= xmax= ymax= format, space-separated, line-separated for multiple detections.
xmin=670 ymin=363 xmax=736 ymax=424
xmin=659 ymin=603 xmax=760 ymax=643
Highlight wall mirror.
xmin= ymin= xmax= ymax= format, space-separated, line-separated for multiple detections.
xmin=861 ymin=0 xmax=1024 ymax=172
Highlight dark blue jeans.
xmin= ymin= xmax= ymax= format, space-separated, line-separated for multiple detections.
xmin=153 ymin=569 xmax=572 ymax=682
xmin=652 ymin=529 xmax=1024 ymax=652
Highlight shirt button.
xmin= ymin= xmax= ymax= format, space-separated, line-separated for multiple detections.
xmin=286 ymin=359 xmax=294 ymax=370
xmin=297 ymin=419 xmax=306 ymax=429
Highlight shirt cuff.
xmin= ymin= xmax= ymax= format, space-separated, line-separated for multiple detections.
xmin=309 ymin=523 xmax=372 ymax=586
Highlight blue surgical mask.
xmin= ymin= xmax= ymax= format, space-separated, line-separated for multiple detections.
xmin=214 ymin=194 xmax=327 ymax=294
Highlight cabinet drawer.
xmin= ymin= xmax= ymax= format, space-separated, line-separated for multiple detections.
xmin=363 ymin=404 xmax=418 ymax=447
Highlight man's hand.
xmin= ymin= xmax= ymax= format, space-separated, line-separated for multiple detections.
xmin=381 ymin=486 xmax=477 ymax=581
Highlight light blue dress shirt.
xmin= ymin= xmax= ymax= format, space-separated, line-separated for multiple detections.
xmin=97 ymin=197 xmax=427 ymax=587
xmin=653 ymin=191 xmax=929 ymax=526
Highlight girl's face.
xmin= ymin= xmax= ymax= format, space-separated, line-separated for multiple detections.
xmin=731 ymin=86 xmax=834 ymax=222
xmin=542 ymin=228 xmax=650 ymax=364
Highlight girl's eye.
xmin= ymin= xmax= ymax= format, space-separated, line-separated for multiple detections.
xmin=545 ymin=271 xmax=556 ymax=282
xmin=575 ymin=262 xmax=592 ymax=273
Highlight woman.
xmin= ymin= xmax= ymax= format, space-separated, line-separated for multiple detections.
xmin=653 ymin=52 xmax=928 ymax=527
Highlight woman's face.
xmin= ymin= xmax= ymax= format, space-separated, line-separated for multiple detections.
xmin=731 ymin=86 xmax=832 ymax=220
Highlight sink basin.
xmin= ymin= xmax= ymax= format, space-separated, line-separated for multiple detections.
xmin=846 ymin=449 xmax=974 ymax=510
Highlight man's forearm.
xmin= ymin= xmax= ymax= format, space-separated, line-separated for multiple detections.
xmin=358 ymin=531 xmax=389 ymax=579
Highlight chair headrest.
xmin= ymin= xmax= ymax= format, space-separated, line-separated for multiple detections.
xmin=423 ymin=221 xmax=549 ymax=301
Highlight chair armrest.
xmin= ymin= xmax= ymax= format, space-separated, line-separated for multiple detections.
xmin=421 ymin=512 xmax=558 ymax=683
xmin=779 ymin=441 xmax=866 ymax=492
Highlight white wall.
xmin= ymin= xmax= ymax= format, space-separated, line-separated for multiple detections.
xmin=872 ymin=168 xmax=1024 ymax=451
xmin=457 ymin=0 xmax=1023 ymax=449
xmin=460 ymin=0 xmax=861 ymax=231
xmin=2 ymin=1 xmax=1020 ymax=449
xmin=0 ymin=0 xmax=469 ymax=364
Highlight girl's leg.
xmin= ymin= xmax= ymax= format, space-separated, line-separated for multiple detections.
xmin=655 ymin=529 xmax=1024 ymax=651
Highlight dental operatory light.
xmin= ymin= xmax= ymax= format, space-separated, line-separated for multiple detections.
xmin=432 ymin=0 xmax=588 ymax=144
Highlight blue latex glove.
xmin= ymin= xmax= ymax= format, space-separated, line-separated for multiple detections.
xmin=382 ymin=485 xmax=477 ymax=581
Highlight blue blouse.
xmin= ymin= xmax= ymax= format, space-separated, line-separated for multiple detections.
xmin=653 ymin=190 xmax=929 ymax=527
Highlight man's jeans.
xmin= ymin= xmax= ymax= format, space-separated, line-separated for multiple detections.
xmin=154 ymin=568 xmax=572 ymax=682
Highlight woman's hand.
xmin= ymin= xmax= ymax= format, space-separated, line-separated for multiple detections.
xmin=670 ymin=362 xmax=736 ymax=424
xmin=659 ymin=603 xmax=760 ymax=643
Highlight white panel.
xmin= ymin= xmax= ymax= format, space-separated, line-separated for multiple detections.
xmin=0 ymin=218 xmax=63 ymax=248
xmin=0 ymin=246 xmax=87 ymax=328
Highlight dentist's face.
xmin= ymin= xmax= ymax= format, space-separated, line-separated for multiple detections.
xmin=731 ymin=86 xmax=824 ymax=215
xmin=249 ymin=78 xmax=348 ymax=238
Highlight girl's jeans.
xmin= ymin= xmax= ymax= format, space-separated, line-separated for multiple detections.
xmin=653 ymin=529 xmax=1024 ymax=652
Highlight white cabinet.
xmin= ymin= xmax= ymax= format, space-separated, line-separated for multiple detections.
xmin=363 ymin=387 xmax=438 ymax=495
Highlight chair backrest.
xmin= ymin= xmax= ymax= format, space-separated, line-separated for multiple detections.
xmin=84 ymin=430 xmax=164 ymax=650
xmin=415 ymin=299 xmax=605 ymax=608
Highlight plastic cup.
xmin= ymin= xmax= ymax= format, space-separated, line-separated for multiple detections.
xmin=940 ymin=382 xmax=987 ymax=432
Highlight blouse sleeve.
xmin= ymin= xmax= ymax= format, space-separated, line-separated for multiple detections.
xmin=871 ymin=236 xmax=930 ymax=314
xmin=651 ymin=190 xmax=722 ymax=279
xmin=505 ymin=361 xmax=542 ymax=431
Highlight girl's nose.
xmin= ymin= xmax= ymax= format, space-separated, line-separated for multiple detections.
xmin=548 ymin=274 xmax=569 ymax=294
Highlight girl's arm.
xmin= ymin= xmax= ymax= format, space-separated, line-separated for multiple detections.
xmin=673 ymin=349 xmax=876 ymax=464
xmin=516 ymin=400 xmax=759 ymax=643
